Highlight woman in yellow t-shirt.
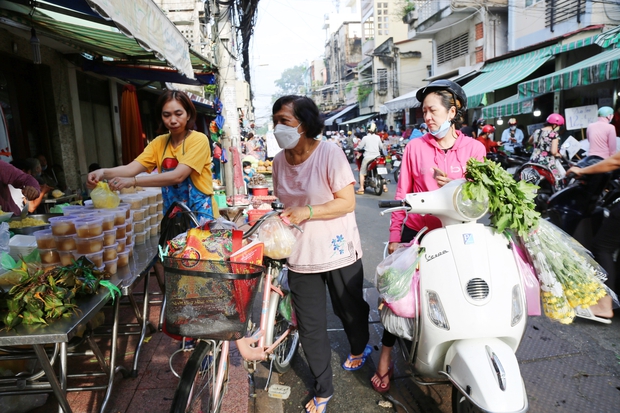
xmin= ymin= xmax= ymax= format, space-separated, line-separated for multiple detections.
xmin=87 ymin=90 xmax=214 ymax=220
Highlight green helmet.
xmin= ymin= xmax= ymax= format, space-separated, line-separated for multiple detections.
xmin=598 ymin=106 xmax=614 ymax=117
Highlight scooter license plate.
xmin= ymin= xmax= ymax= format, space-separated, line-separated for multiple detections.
xmin=377 ymin=167 xmax=388 ymax=175
xmin=392 ymin=160 xmax=401 ymax=167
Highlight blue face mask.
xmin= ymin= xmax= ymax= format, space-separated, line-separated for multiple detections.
xmin=429 ymin=118 xmax=452 ymax=139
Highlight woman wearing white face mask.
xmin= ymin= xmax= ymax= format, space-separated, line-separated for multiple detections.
xmin=370 ymin=80 xmax=486 ymax=394
xmin=271 ymin=95 xmax=370 ymax=413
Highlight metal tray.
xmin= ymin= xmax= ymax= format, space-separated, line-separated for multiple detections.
xmin=9 ymin=213 xmax=62 ymax=235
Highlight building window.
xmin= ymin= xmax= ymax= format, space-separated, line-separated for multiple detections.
xmin=545 ymin=0 xmax=584 ymax=28
xmin=436 ymin=32 xmax=469 ymax=65
xmin=364 ymin=19 xmax=374 ymax=40
xmin=377 ymin=68 xmax=388 ymax=93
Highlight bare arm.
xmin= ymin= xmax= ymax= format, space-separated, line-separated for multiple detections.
xmin=87 ymin=161 xmax=147 ymax=188
xmin=108 ymin=164 xmax=194 ymax=191
xmin=281 ymin=183 xmax=356 ymax=225
xmin=551 ymin=138 xmax=559 ymax=156
xmin=568 ymin=150 xmax=620 ymax=176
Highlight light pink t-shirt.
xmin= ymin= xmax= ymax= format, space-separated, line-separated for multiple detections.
xmin=272 ymin=141 xmax=363 ymax=273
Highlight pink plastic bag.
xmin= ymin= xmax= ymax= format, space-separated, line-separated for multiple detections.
xmin=511 ymin=240 xmax=541 ymax=316
xmin=386 ymin=270 xmax=420 ymax=318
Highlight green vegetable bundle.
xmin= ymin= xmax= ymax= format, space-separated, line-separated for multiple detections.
xmin=0 ymin=257 xmax=119 ymax=330
xmin=462 ymin=158 xmax=540 ymax=236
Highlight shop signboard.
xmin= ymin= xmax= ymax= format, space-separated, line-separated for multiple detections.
xmin=564 ymin=105 xmax=598 ymax=131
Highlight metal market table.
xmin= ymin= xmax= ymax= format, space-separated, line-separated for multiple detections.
xmin=0 ymin=236 xmax=160 ymax=413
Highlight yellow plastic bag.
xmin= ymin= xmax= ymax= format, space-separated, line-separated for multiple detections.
xmin=91 ymin=182 xmax=120 ymax=209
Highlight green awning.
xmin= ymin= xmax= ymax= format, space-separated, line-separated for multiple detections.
xmin=518 ymin=47 xmax=620 ymax=98
xmin=481 ymin=94 xmax=534 ymax=119
xmin=0 ymin=8 xmax=214 ymax=71
xmin=463 ymin=46 xmax=554 ymax=108
xmin=339 ymin=113 xmax=377 ymax=126
xmin=595 ymin=26 xmax=620 ymax=49
xmin=551 ymin=34 xmax=597 ymax=54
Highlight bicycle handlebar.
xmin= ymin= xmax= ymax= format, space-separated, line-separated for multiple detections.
xmin=378 ymin=200 xmax=404 ymax=208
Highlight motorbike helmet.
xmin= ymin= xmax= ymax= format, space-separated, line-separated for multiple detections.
xmin=415 ymin=80 xmax=468 ymax=112
xmin=508 ymin=118 xmax=517 ymax=125
xmin=481 ymin=124 xmax=495 ymax=134
xmin=420 ymin=123 xmax=428 ymax=131
xmin=546 ymin=113 xmax=565 ymax=126
xmin=477 ymin=118 xmax=486 ymax=127
xmin=598 ymin=106 xmax=614 ymax=117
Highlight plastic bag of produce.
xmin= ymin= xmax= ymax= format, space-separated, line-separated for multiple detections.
xmin=91 ymin=182 xmax=120 ymax=209
xmin=375 ymin=241 xmax=423 ymax=304
xmin=257 ymin=216 xmax=297 ymax=259
xmin=380 ymin=304 xmax=416 ymax=341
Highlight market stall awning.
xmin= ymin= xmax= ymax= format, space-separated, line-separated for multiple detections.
xmin=77 ymin=0 xmax=194 ymax=79
xmin=518 ymin=47 xmax=620 ymax=98
xmin=82 ymin=60 xmax=215 ymax=85
xmin=324 ymin=104 xmax=358 ymax=126
xmin=339 ymin=113 xmax=377 ymax=126
xmin=595 ymin=25 xmax=620 ymax=49
xmin=380 ymin=89 xmax=420 ymax=113
xmin=463 ymin=46 xmax=554 ymax=108
xmin=481 ymin=94 xmax=534 ymax=119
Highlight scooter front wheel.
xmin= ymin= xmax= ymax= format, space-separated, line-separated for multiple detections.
xmin=451 ymin=385 xmax=483 ymax=413
xmin=373 ymin=176 xmax=384 ymax=196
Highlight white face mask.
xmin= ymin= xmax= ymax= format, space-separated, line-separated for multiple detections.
xmin=274 ymin=123 xmax=303 ymax=149
xmin=244 ymin=168 xmax=252 ymax=174
xmin=510 ymin=125 xmax=517 ymax=130
xmin=429 ymin=117 xmax=452 ymax=139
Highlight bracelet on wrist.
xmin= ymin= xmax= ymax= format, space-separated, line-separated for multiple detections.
xmin=306 ymin=204 xmax=313 ymax=220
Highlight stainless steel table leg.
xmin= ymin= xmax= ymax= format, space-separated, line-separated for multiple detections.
xmin=100 ymin=296 xmax=126 ymax=413
xmin=131 ymin=270 xmax=151 ymax=377
xmin=32 ymin=344 xmax=73 ymax=413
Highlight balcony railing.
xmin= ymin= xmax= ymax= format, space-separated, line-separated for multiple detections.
xmin=416 ymin=0 xmax=451 ymax=26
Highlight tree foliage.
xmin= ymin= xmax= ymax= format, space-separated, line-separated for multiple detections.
xmin=272 ymin=64 xmax=307 ymax=101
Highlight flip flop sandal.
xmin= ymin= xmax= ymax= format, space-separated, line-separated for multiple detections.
xmin=342 ymin=345 xmax=372 ymax=371
xmin=575 ymin=305 xmax=612 ymax=324
xmin=371 ymin=363 xmax=394 ymax=393
xmin=355 ymin=190 xmax=365 ymax=195
xmin=305 ymin=395 xmax=332 ymax=413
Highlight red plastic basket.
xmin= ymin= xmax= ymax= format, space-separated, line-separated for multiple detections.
xmin=162 ymin=258 xmax=264 ymax=340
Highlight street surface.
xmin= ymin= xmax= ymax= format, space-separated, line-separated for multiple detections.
xmin=274 ymin=164 xmax=620 ymax=413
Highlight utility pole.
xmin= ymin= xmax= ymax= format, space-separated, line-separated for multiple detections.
xmin=214 ymin=0 xmax=240 ymax=196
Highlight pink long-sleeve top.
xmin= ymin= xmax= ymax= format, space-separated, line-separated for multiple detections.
xmin=0 ymin=161 xmax=40 ymax=215
xmin=388 ymin=131 xmax=486 ymax=242
xmin=587 ymin=117 xmax=617 ymax=159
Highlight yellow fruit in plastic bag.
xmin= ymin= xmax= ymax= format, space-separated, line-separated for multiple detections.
xmin=91 ymin=182 xmax=120 ymax=209
xmin=52 ymin=189 xmax=65 ymax=198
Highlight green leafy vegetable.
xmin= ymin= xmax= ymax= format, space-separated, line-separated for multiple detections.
xmin=462 ymin=158 xmax=540 ymax=236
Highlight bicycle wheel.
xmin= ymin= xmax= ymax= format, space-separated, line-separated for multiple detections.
xmin=264 ymin=291 xmax=299 ymax=373
xmin=169 ymin=340 xmax=228 ymax=413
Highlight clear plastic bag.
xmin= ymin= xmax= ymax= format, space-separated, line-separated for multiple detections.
xmin=257 ymin=216 xmax=296 ymax=259
xmin=91 ymin=182 xmax=120 ymax=209
xmin=375 ymin=241 xmax=422 ymax=303
xmin=0 ymin=222 xmax=9 ymax=254
xmin=379 ymin=305 xmax=416 ymax=341
xmin=521 ymin=219 xmax=619 ymax=324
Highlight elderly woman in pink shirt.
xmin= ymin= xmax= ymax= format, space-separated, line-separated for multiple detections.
xmin=271 ymin=95 xmax=369 ymax=413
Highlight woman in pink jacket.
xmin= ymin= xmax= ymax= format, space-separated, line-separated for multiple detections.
xmin=371 ymin=80 xmax=486 ymax=393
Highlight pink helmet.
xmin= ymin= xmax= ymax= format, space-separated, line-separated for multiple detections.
xmin=546 ymin=113 xmax=565 ymax=126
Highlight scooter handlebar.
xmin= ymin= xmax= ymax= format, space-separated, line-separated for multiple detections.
xmin=378 ymin=200 xmax=404 ymax=208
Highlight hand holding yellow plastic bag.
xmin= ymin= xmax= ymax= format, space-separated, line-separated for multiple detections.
xmin=91 ymin=182 xmax=120 ymax=209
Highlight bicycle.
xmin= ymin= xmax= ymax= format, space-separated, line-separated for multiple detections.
xmin=164 ymin=203 xmax=300 ymax=413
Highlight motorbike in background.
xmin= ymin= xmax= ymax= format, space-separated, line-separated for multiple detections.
xmin=341 ymin=139 xmax=356 ymax=164
xmin=487 ymin=146 xmax=531 ymax=175
xmin=387 ymin=143 xmax=404 ymax=183
xmin=379 ymin=179 xmax=528 ymax=413
xmin=364 ymin=155 xmax=389 ymax=196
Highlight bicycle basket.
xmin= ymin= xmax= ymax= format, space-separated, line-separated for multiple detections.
xmin=162 ymin=257 xmax=264 ymax=340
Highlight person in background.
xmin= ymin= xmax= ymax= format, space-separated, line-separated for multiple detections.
xmin=378 ymin=127 xmax=389 ymax=142
xmin=388 ymin=125 xmax=397 ymax=137
xmin=475 ymin=118 xmax=485 ymax=140
xmin=409 ymin=124 xmax=423 ymax=140
xmin=356 ymin=123 xmax=386 ymax=194
xmin=501 ymin=118 xmax=525 ymax=154
xmin=612 ymin=99 xmax=620 ymax=138
xmin=271 ymin=95 xmax=370 ymax=413
xmin=23 ymin=158 xmax=52 ymax=213
xmin=212 ymin=141 xmax=222 ymax=182
xmin=460 ymin=120 xmax=474 ymax=138
xmin=587 ymin=106 xmax=617 ymax=160
xmin=36 ymin=154 xmax=58 ymax=188
xmin=528 ymin=113 xmax=565 ymax=188
xmin=242 ymin=160 xmax=255 ymax=185
xmin=476 ymin=125 xmax=500 ymax=153
xmin=0 ymin=160 xmax=40 ymax=215
xmin=372 ymin=80 xmax=485 ymax=394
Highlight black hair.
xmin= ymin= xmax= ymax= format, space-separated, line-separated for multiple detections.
xmin=242 ymin=161 xmax=252 ymax=168
xmin=156 ymin=90 xmax=197 ymax=135
xmin=272 ymin=95 xmax=324 ymax=139
xmin=428 ymin=90 xmax=464 ymax=129
xmin=88 ymin=163 xmax=101 ymax=172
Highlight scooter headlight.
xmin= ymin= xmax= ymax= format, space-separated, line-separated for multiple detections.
xmin=511 ymin=284 xmax=524 ymax=327
xmin=454 ymin=184 xmax=488 ymax=220
xmin=427 ymin=290 xmax=450 ymax=330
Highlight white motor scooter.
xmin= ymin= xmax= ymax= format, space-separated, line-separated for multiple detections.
xmin=380 ymin=179 xmax=528 ymax=413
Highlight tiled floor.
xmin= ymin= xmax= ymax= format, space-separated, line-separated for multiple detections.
xmin=26 ymin=273 xmax=251 ymax=413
